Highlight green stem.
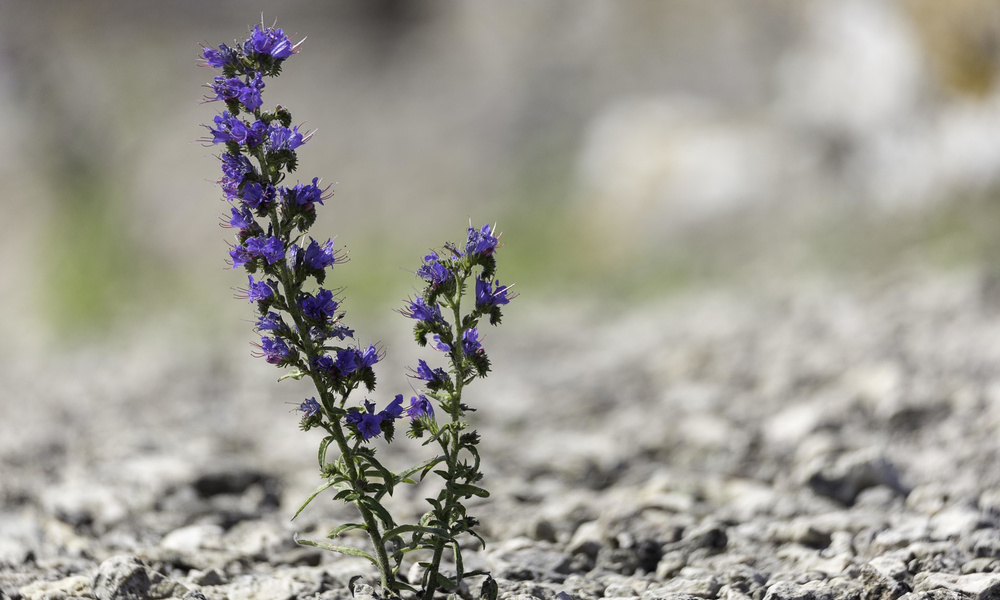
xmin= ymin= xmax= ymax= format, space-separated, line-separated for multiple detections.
xmin=422 ymin=273 xmax=469 ymax=599
xmin=263 ymin=198 xmax=396 ymax=596
xmin=325 ymin=417 xmax=396 ymax=596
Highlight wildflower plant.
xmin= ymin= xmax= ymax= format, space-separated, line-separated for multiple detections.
xmin=200 ymin=20 xmax=511 ymax=600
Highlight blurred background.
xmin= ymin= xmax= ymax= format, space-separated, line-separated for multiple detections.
xmin=1 ymin=0 xmax=1000 ymax=352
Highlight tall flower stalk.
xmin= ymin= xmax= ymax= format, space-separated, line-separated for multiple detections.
xmin=200 ymin=20 xmax=511 ymax=600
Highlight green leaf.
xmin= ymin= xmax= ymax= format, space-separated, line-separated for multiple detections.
xmin=434 ymin=572 xmax=456 ymax=591
xmin=395 ymin=455 xmax=446 ymax=485
xmin=360 ymin=454 xmax=395 ymax=495
xmin=326 ymin=522 xmax=367 ymax=538
xmin=359 ymin=496 xmax=396 ymax=530
xmin=453 ymin=540 xmax=465 ymax=580
xmin=318 ymin=436 xmax=334 ymax=469
xmin=470 ymin=529 xmax=487 ymax=550
xmin=278 ymin=368 xmax=308 ymax=382
xmin=295 ymin=538 xmax=376 ymax=565
xmin=382 ymin=523 xmax=451 ymax=544
xmin=447 ymin=483 xmax=490 ymax=499
xmin=292 ymin=479 xmax=335 ymax=520
xmin=481 ymin=575 xmax=499 ymax=600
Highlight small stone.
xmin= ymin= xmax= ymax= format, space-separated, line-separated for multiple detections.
xmin=353 ymin=582 xmax=377 ymax=600
xmin=160 ymin=524 xmax=224 ymax=553
xmin=802 ymin=449 xmax=907 ymax=506
xmin=656 ymin=551 xmax=688 ymax=579
xmin=568 ymin=521 xmax=605 ymax=558
xmin=861 ymin=563 xmax=911 ymax=600
xmin=912 ymin=573 xmax=1000 ymax=600
xmin=645 ymin=576 xmax=721 ymax=599
xmin=189 ymin=568 xmax=226 ymax=586
xmin=529 ymin=518 xmax=559 ymax=543
xmin=763 ymin=581 xmax=830 ymax=600
xmin=92 ymin=555 xmax=152 ymax=600
xmin=19 ymin=575 xmax=91 ymax=600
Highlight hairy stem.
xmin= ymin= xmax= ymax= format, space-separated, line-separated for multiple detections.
xmin=422 ymin=275 xmax=469 ymax=599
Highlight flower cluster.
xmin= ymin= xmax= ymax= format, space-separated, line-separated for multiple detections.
xmin=202 ymin=21 xmax=394 ymax=440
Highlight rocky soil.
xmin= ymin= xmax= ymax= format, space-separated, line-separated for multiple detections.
xmin=5 ymin=270 xmax=1000 ymax=600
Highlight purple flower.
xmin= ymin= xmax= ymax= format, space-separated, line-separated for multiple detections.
xmin=301 ymin=238 xmax=337 ymax=271
xmin=358 ymin=413 xmax=383 ymax=440
xmin=413 ymin=359 xmax=448 ymax=385
xmin=358 ymin=344 xmax=381 ymax=369
xmin=260 ymin=336 xmax=291 ymax=364
xmin=245 ymin=236 xmax=284 ymax=265
xmin=346 ymin=400 xmax=390 ymax=440
xmin=299 ymin=397 xmax=321 ymax=418
xmin=268 ymin=125 xmax=306 ymax=152
xmin=475 ymin=277 xmax=512 ymax=309
xmin=380 ymin=395 xmax=405 ymax=421
xmin=329 ymin=324 xmax=355 ymax=341
xmin=230 ymin=245 xmax=251 ymax=269
xmin=432 ymin=335 xmax=451 ymax=353
xmin=407 ymin=395 xmax=434 ymax=421
xmin=466 ymin=223 xmax=499 ymax=257
xmin=212 ymin=76 xmax=244 ymax=102
xmin=208 ymin=111 xmax=248 ymax=144
xmin=238 ymin=73 xmax=265 ymax=111
xmin=334 ymin=348 xmax=359 ymax=376
xmin=246 ymin=24 xmax=296 ymax=60
xmin=403 ymin=297 xmax=442 ymax=324
xmin=313 ymin=354 xmax=335 ymax=373
xmin=228 ymin=205 xmax=255 ymax=230
xmin=417 ymin=252 xmax=451 ymax=286
xmin=202 ymin=44 xmax=236 ymax=68
xmin=240 ymin=182 xmax=277 ymax=210
xmin=246 ymin=275 xmax=274 ymax=302
xmin=462 ymin=328 xmax=482 ymax=355
xmin=300 ymin=289 xmax=338 ymax=321
xmin=220 ymin=153 xmax=255 ymax=197
xmin=256 ymin=311 xmax=285 ymax=332
xmin=246 ymin=119 xmax=269 ymax=148
xmin=283 ymin=177 xmax=327 ymax=208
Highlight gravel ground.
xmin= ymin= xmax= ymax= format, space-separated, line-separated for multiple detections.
xmin=4 ymin=269 xmax=1000 ymax=600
